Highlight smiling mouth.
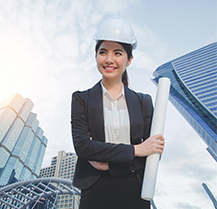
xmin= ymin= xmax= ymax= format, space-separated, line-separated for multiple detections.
xmin=104 ymin=66 xmax=116 ymax=72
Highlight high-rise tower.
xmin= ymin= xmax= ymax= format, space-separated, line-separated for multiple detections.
xmin=0 ymin=94 xmax=48 ymax=185
xmin=40 ymin=150 xmax=78 ymax=209
xmin=153 ymin=42 xmax=217 ymax=161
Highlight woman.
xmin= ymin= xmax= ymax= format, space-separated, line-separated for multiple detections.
xmin=71 ymin=17 xmax=164 ymax=209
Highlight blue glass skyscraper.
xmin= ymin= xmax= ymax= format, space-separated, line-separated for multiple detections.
xmin=153 ymin=42 xmax=217 ymax=161
xmin=0 ymin=94 xmax=48 ymax=185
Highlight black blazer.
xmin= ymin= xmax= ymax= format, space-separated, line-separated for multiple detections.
xmin=71 ymin=81 xmax=153 ymax=189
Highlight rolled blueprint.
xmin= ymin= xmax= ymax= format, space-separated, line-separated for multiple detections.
xmin=141 ymin=77 xmax=171 ymax=200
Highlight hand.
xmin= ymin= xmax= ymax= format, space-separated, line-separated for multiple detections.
xmin=88 ymin=161 xmax=109 ymax=170
xmin=134 ymin=134 xmax=164 ymax=157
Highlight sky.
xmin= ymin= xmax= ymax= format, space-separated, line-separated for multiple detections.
xmin=0 ymin=0 xmax=216 ymax=208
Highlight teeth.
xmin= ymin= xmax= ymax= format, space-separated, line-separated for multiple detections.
xmin=105 ymin=67 xmax=115 ymax=70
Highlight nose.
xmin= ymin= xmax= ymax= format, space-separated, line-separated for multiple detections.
xmin=105 ymin=53 xmax=114 ymax=64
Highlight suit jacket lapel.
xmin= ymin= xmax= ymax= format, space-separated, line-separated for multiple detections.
xmin=88 ymin=81 xmax=105 ymax=142
xmin=124 ymin=85 xmax=144 ymax=144
xmin=88 ymin=81 xmax=144 ymax=144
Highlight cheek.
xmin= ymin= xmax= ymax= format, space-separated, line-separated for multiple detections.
xmin=120 ymin=57 xmax=129 ymax=68
xmin=96 ymin=55 xmax=103 ymax=63
xmin=96 ymin=56 xmax=103 ymax=69
xmin=96 ymin=56 xmax=100 ymax=65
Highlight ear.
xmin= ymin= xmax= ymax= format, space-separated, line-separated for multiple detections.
xmin=127 ymin=56 xmax=133 ymax=67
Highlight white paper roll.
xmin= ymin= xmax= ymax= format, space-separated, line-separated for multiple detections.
xmin=141 ymin=77 xmax=171 ymax=200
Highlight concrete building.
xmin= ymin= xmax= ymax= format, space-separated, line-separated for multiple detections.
xmin=153 ymin=42 xmax=217 ymax=161
xmin=0 ymin=94 xmax=48 ymax=185
xmin=40 ymin=150 xmax=79 ymax=209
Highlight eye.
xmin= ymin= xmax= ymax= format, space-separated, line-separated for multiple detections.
xmin=115 ymin=51 xmax=122 ymax=56
xmin=99 ymin=50 xmax=106 ymax=55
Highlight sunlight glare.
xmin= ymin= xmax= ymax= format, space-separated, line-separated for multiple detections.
xmin=0 ymin=34 xmax=35 ymax=101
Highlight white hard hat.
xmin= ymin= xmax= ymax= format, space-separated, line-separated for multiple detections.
xmin=94 ymin=17 xmax=137 ymax=50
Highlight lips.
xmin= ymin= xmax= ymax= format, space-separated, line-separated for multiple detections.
xmin=103 ymin=66 xmax=116 ymax=72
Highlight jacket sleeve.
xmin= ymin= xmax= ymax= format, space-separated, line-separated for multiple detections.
xmin=142 ymin=94 xmax=153 ymax=141
xmin=109 ymin=93 xmax=154 ymax=177
xmin=71 ymin=91 xmax=134 ymax=165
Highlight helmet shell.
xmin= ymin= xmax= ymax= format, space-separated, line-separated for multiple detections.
xmin=94 ymin=17 xmax=137 ymax=49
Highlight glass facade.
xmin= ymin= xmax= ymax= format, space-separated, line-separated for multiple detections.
xmin=39 ymin=151 xmax=79 ymax=209
xmin=153 ymin=42 xmax=217 ymax=162
xmin=0 ymin=94 xmax=48 ymax=185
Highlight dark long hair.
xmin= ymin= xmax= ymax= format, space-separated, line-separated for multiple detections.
xmin=95 ymin=40 xmax=133 ymax=86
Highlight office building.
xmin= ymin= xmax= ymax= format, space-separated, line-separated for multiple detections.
xmin=152 ymin=42 xmax=217 ymax=161
xmin=0 ymin=94 xmax=48 ymax=185
xmin=39 ymin=150 xmax=79 ymax=209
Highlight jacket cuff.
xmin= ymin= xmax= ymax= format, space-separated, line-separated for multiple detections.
xmin=109 ymin=145 xmax=135 ymax=177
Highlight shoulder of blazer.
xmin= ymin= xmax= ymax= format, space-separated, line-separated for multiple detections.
xmin=135 ymin=91 xmax=153 ymax=120
xmin=137 ymin=92 xmax=152 ymax=106
xmin=124 ymin=85 xmax=152 ymax=110
xmin=72 ymin=81 xmax=101 ymax=98
xmin=72 ymin=81 xmax=102 ymax=114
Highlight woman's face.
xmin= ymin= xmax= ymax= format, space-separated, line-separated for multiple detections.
xmin=96 ymin=41 xmax=132 ymax=82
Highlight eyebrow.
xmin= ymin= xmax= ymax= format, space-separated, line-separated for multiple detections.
xmin=99 ymin=48 xmax=124 ymax=52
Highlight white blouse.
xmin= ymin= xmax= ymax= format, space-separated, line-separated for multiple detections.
xmin=101 ymin=82 xmax=131 ymax=145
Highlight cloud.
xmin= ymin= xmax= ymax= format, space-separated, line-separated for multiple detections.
xmin=94 ymin=0 xmax=134 ymax=15
xmin=178 ymin=163 xmax=217 ymax=181
xmin=175 ymin=202 xmax=200 ymax=209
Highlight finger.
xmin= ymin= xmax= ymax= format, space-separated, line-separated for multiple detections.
xmin=153 ymin=134 xmax=162 ymax=138
xmin=155 ymin=147 xmax=164 ymax=154
xmin=156 ymin=135 xmax=164 ymax=141
xmin=157 ymin=139 xmax=165 ymax=145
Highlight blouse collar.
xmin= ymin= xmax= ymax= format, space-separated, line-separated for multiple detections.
xmin=100 ymin=81 xmax=125 ymax=100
